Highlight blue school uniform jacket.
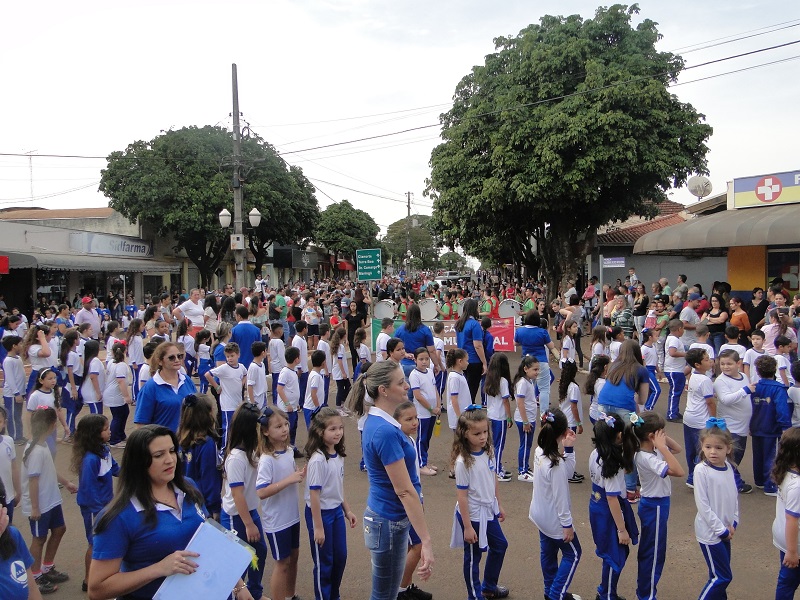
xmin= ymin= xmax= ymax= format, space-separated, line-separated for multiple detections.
xmin=751 ymin=378 xmax=791 ymax=436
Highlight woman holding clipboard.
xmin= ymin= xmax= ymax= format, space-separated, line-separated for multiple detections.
xmin=87 ymin=425 xmax=253 ymax=600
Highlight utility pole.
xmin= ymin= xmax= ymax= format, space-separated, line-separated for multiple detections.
xmin=406 ymin=191 xmax=412 ymax=274
xmin=231 ymin=64 xmax=245 ymax=292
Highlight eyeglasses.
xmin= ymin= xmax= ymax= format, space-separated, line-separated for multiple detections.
xmin=165 ymin=353 xmax=185 ymax=361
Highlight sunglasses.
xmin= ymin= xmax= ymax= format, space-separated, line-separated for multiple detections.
xmin=165 ymin=353 xmax=186 ymax=361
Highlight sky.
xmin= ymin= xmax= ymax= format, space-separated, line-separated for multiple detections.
xmin=1 ymin=0 xmax=799 ymax=239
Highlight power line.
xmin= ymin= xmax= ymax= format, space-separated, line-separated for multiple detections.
xmin=306 ymin=178 xmax=409 ymax=203
xmin=0 ymin=181 xmax=99 ymax=203
xmin=671 ymin=19 xmax=800 ymax=52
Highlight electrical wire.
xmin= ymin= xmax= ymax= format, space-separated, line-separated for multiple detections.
xmin=0 ymin=181 xmax=99 ymax=203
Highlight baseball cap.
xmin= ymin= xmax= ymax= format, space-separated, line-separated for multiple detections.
xmin=688 ymin=293 xmax=701 ymax=301
xmin=81 ymin=296 xmax=93 ymax=304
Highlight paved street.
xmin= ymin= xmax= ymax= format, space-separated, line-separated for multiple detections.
xmin=27 ymin=351 xmax=780 ymax=600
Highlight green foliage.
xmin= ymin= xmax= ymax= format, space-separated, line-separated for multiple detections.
xmin=440 ymin=251 xmax=469 ymax=271
xmin=383 ymin=214 xmax=439 ymax=269
xmin=426 ymin=4 xmax=712 ymax=295
xmin=315 ymin=200 xmax=380 ymax=259
xmin=100 ymin=125 xmax=317 ymax=286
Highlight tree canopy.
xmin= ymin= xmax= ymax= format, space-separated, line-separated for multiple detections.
xmin=315 ymin=200 xmax=380 ymax=260
xmin=99 ymin=125 xmax=318 ymax=287
xmin=426 ymin=4 xmax=712 ymax=295
xmin=383 ymin=214 xmax=439 ymax=269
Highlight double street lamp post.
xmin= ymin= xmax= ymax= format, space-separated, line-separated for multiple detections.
xmin=218 ymin=207 xmax=262 ymax=292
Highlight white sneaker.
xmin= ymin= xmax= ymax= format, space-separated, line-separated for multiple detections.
xmin=517 ymin=471 xmax=534 ymax=482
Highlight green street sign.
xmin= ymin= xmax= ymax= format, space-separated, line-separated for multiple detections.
xmin=356 ymin=248 xmax=382 ymax=281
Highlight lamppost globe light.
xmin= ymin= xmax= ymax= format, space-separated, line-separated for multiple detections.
xmin=219 ymin=208 xmax=232 ymax=228
xmin=248 ymin=207 xmax=262 ymax=228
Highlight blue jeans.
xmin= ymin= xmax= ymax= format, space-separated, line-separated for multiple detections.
xmin=363 ymin=507 xmax=410 ymax=600
xmin=599 ymin=404 xmax=639 ymax=492
xmin=536 ymin=363 xmax=551 ymax=414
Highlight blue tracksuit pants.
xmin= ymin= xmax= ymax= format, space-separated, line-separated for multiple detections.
xmin=540 ymin=531 xmax=581 ymax=600
xmin=637 ymin=496 xmax=670 ymax=600
xmin=305 ymin=504 xmax=347 ymax=600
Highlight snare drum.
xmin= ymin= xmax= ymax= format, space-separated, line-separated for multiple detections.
xmin=374 ymin=299 xmax=397 ymax=320
xmin=498 ymin=299 xmax=522 ymax=318
xmin=456 ymin=300 xmax=465 ymax=316
xmin=418 ymin=298 xmax=439 ymax=321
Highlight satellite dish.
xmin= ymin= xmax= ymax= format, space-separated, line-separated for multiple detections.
xmin=687 ymin=175 xmax=713 ymax=199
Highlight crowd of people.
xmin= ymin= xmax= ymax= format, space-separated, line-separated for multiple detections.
xmin=0 ymin=269 xmax=799 ymax=599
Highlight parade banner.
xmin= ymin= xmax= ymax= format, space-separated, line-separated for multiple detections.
xmin=370 ymin=318 xmax=515 ymax=353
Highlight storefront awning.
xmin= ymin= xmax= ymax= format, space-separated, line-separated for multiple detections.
xmin=337 ymin=259 xmax=355 ymax=271
xmin=633 ymin=204 xmax=800 ymax=256
xmin=5 ymin=252 xmax=181 ymax=272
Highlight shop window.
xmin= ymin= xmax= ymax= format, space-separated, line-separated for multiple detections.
xmin=767 ymin=249 xmax=799 ymax=293
xmin=35 ymin=269 xmax=68 ymax=303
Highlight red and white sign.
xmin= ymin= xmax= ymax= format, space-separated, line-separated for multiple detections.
xmin=755 ymin=176 xmax=783 ymax=203
xmin=489 ymin=317 xmax=515 ymax=352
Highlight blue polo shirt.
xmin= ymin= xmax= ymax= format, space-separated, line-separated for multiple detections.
xmin=0 ymin=526 xmax=33 ymax=600
xmin=394 ymin=324 xmax=434 ymax=367
xmin=230 ymin=321 xmax=262 ymax=368
xmin=183 ymin=436 xmax=222 ymax=515
xmin=456 ymin=317 xmax=484 ymax=364
xmin=92 ymin=485 xmax=207 ymax=600
xmin=362 ymin=407 xmax=421 ymax=521
xmin=77 ymin=446 xmax=119 ymax=513
xmin=134 ymin=372 xmax=196 ymax=432
xmin=514 ymin=326 xmax=552 ymax=362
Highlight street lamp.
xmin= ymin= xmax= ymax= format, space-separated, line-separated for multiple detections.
xmin=219 ymin=207 xmax=262 ymax=290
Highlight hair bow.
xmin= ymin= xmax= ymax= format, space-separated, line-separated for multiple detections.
xmin=464 ymin=404 xmax=484 ymax=412
xmin=35 ymin=405 xmax=51 ymax=411
xmin=600 ymin=412 xmax=616 ymax=427
xmin=705 ymin=417 xmax=727 ymax=431
xmin=182 ymin=394 xmax=198 ymax=408
xmin=629 ymin=413 xmax=644 ymax=427
xmin=541 ymin=411 xmax=555 ymax=425
xmin=257 ymin=405 xmax=274 ymax=425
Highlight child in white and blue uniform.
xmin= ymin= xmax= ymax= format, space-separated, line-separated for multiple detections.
xmin=484 ymin=354 xmax=512 ymax=482
xmin=641 ymin=329 xmax=661 ymax=411
xmin=409 ymin=349 xmax=440 ymax=475
xmin=513 ymin=356 xmax=540 ymax=482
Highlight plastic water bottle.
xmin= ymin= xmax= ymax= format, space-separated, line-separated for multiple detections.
xmin=433 ymin=417 xmax=441 ymax=437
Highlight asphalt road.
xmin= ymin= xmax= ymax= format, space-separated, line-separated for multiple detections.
xmin=24 ymin=351 xmax=782 ymax=600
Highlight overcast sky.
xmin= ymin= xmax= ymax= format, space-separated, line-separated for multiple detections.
xmin=1 ymin=0 xmax=798 ymax=235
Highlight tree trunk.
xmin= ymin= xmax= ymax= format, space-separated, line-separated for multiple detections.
xmin=538 ymin=226 xmax=593 ymax=304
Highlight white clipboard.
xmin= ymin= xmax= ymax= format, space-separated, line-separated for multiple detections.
xmin=154 ymin=519 xmax=254 ymax=600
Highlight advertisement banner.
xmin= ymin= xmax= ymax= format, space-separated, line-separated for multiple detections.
xmin=370 ymin=318 xmax=515 ymax=353
xmin=733 ymin=169 xmax=800 ymax=209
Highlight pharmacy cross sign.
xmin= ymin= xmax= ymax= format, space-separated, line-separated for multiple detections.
xmin=756 ymin=176 xmax=783 ymax=203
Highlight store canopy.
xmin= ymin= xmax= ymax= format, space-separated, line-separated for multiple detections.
xmin=337 ymin=259 xmax=355 ymax=271
xmin=633 ymin=204 xmax=800 ymax=255
xmin=5 ymin=252 xmax=181 ymax=272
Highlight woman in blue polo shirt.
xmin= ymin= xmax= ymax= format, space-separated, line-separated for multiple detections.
xmin=394 ymin=304 xmax=441 ymax=381
xmin=88 ymin=425 xmax=252 ymax=600
xmin=354 ymin=361 xmax=434 ymax=600
xmin=455 ymin=299 xmax=487 ymax=402
xmin=513 ymin=310 xmax=559 ymax=413
xmin=134 ymin=343 xmax=196 ymax=432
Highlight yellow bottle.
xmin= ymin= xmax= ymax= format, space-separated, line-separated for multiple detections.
xmin=433 ymin=417 xmax=442 ymax=437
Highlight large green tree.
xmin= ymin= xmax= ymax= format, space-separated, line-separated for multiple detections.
xmin=426 ymin=4 xmax=711 ymax=297
xmin=99 ymin=125 xmax=318 ymax=287
xmin=315 ymin=200 xmax=380 ymax=261
xmin=383 ymin=214 xmax=439 ymax=269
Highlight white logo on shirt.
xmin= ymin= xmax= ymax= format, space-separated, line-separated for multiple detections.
xmin=11 ymin=560 xmax=27 ymax=584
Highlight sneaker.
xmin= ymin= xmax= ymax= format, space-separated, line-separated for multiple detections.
xmin=755 ymin=483 xmax=765 ymax=489
xmin=497 ymin=471 xmax=512 ymax=482
xmin=666 ymin=416 xmax=683 ymax=423
xmin=573 ymin=471 xmax=585 ymax=479
xmin=738 ymin=484 xmax=754 ymax=494
xmin=482 ymin=584 xmax=510 ymax=598
xmin=82 ymin=581 xmax=88 ymax=592
xmin=293 ymin=447 xmax=304 ymax=459
xmin=401 ymin=583 xmax=433 ymax=600
xmin=686 ymin=480 xmax=694 ymax=489
xmin=765 ymin=489 xmax=779 ymax=497
xmin=419 ymin=466 xmax=437 ymax=476
xmin=518 ymin=471 xmax=534 ymax=482
xmin=568 ymin=472 xmax=584 ymax=484
xmin=111 ymin=441 xmax=126 ymax=449
xmin=626 ymin=490 xmax=640 ymax=503
xmin=563 ymin=594 xmax=582 ymax=600
xmin=41 ymin=568 xmax=69 ymax=584
xmin=448 ymin=470 xmax=456 ymax=479
xmin=36 ymin=578 xmax=58 ymax=594
xmin=14 ymin=437 xmax=27 ymax=446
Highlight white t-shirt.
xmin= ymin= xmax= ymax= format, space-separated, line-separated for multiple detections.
xmin=277 ymin=366 xmax=300 ymax=411
xmin=641 ymin=344 xmax=658 ymax=367
xmin=684 ymin=371 xmax=714 ymax=429
xmin=446 ymin=371 xmax=472 ymax=430
xmin=773 ymin=470 xmax=800 ymax=553
xmin=222 ymin=449 xmax=259 ymax=515
xmin=2 ymin=355 xmax=25 ymax=398
xmin=256 ymin=449 xmax=301 ymax=533
xmin=608 ymin=340 xmax=622 ymax=363
xmin=304 ymin=450 xmax=345 ymax=510
xmin=588 ymin=448 xmax=625 ymax=498
xmin=743 ymin=348 xmax=766 ymax=385
xmin=21 ymin=443 xmax=62 ymax=515
xmin=719 ymin=343 xmax=746 ymax=362
xmin=28 ymin=389 xmax=57 ymax=412
xmin=693 ymin=460 xmax=738 ymax=545
xmin=486 ymin=377 xmax=511 ymax=422
xmin=560 ymin=336 xmax=576 ymax=365
xmin=591 ymin=342 xmax=608 ymax=362
xmin=269 ymin=338 xmax=286 ymax=374
xmin=789 ymin=387 xmax=800 ymax=428
xmin=680 ymin=306 xmax=700 ymax=347
xmin=454 ymin=450 xmax=497 ymax=521
xmin=690 ymin=342 xmax=715 ymax=361
xmin=138 ymin=363 xmax=152 ymax=387
xmin=211 ymin=363 xmax=247 ymax=412
xmin=635 ymin=448 xmax=671 ymax=498
xmin=303 ymin=370 xmax=325 ymax=410
xmin=247 ymin=361 xmax=268 ymax=407
xmin=529 ymin=446 xmax=576 ymax=539
xmin=663 ymin=335 xmax=685 ymax=372
xmin=513 ymin=377 xmax=538 ymax=424
xmin=559 ymin=381 xmax=583 ymax=428
xmin=0 ymin=435 xmax=16 ymax=498
xmin=409 ymin=368 xmax=437 ymax=419
xmin=375 ymin=332 xmax=391 ymax=362
xmin=27 ymin=344 xmax=51 ymax=371
xmin=332 ymin=345 xmax=349 ymax=381
xmin=317 ymin=339 xmax=332 ymax=375
xmin=776 ymin=354 xmax=794 ymax=385
xmin=103 ymin=361 xmax=131 ymax=408
xmin=713 ymin=372 xmax=753 ymax=436
xmin=177 ymin=299 xmax=204 ymax=328
xmin=292 ymin=336 xmax=309 ymax=374
xmin=589 ymin=378 xmax=605 ymax=422
xmin=434 ymin=337 xmax=446 ymax=372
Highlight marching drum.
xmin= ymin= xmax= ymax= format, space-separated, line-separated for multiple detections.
xmin=374 ymin=299 xmax=397 ymax=320
xmin=499 ymin=299 xmax=523 ymax=325
xmin=418 ymin=298 xmax=439 ymax=321
xmin=456 ymin=299 xmax=465 ymax=316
